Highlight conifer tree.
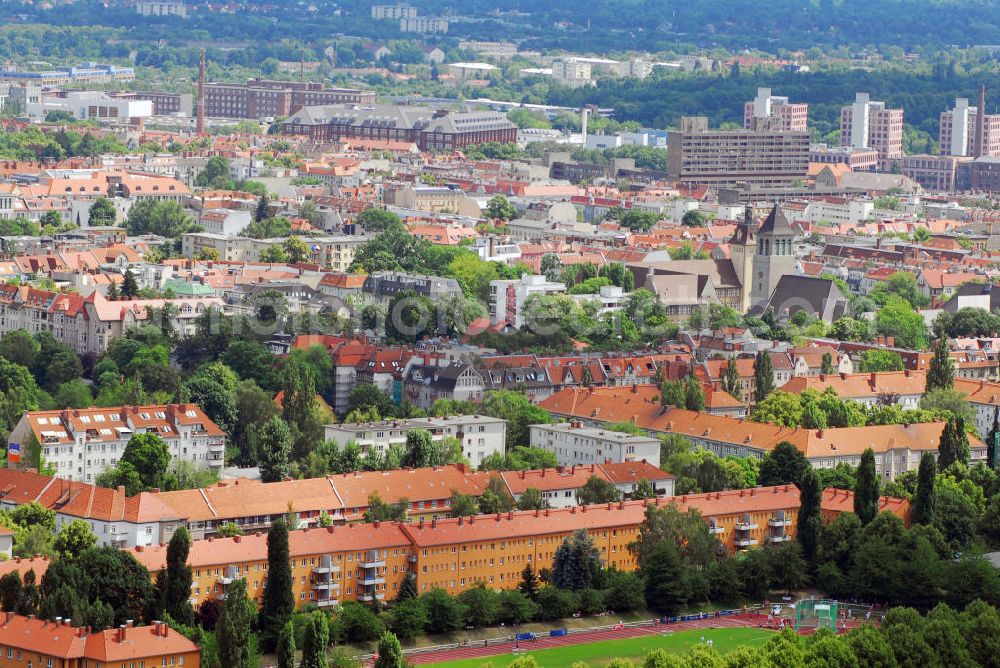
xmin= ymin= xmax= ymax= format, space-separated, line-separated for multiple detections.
xmin=259 ymin=521 xmax=294 ymax=650
xmin=217 ymin=579 xmax=256 ymax=668
xmin=912 ymin=452 xmax=936 ymax=526
xmin=854 ymin=448 xmax=880 ymax=525
xmin=754 ymin=351 xmax=775 ymax=402
xmin=926 ymin=335 xmax=954 ymax=392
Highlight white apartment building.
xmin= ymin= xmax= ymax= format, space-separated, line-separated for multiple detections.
xmin=181 ymin=232 xmax=364 ymax=271
xmin=530 ymin=421 xmax=662 ymax=468
xmin=24 ymin=91 xmax=153 ymax=124
xmin=458 ymin=41 xmax=518 ymax=59
xmin=323 ymin=415 xmax=506 ymax=469
xmin=399 ymin=16 xmax=449 ymax=33
xmin=802 ymin=197 xmax=874 ymax=226
xmin=489 ymin=274 xmax=566 ymax=327
xmin=7 ymin=404 xmax=226 ymax=483
xmin=372 ymin=3 xmax=417 ymax=19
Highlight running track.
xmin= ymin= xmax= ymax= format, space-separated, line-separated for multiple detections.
xmin=406 ymin=614 xmax=862 ymax=666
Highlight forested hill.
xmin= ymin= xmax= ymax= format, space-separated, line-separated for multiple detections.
xmin=405 ymin=0 xmax=1000 ymax=51
xmin=546 ymin=69 xmax=1000 ymax=137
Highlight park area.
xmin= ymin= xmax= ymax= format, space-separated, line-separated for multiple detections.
xmin=416 ymin=625 xmax=774 ymax=668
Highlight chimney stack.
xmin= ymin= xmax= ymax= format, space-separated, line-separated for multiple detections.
xmin=196 ymin=48 xmax=207 ymax=136
xmin=977 ymin=84 xmax=987 ymax=158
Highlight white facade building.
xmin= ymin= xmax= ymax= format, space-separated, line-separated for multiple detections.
xmin=489 ymin=274 xmax=566 ymax=327
xmin=7 ymin=404 xmax=226 ymax=483
xmin=530 ymin=421 xmax=662 ymax=468
xmin=323 ymin=415 xmax=506 ymax=469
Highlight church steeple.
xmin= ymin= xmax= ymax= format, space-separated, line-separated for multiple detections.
xmin=751 ymin=203 xmax=796 ymax=309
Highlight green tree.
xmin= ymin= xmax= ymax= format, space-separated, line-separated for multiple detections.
xmin=277 ymin=620 xmax=296 ymax=668
xmin=258 ymin=416 xmax=292 ymax=483
xmin=875 ymin=298 xmax=929 ymax=350
xmin=422 ymin=588 xmax=464 ymax=634
xmin=355 ymin=208 xmax=402 ymax=233
xmin=576 ymin=475 xmax=622 ymax=505
xmin=721 ymin=357 xmax=741 ymax=399
xmin=754 ymin=351 xmax=775 ymax=401
xmin=854 ymin=448 xmax=880 ymax=525
xmin=449 ymin=490 xmax=480 ymax=516
xmin=387 ymin=597 xmax=427 ymax=641
xmin=259 ymin=521 xmax=294 ymax=650
xmin=797 ymin=468 xmax=822 ymax=569
xmin=479 ymin=390 xmax=550 ymax=449
xmin=518 ymin=563 xmax=540 ymax=600
xmin=196 ymin=156 xmax=232 ymax=188
xmin=215 ymin=578 xmax=257 ymax=668
xmin=641 ymin=541 xmax=688 ymax=615
xmin=820 ymin=352 xmax=834 ymax=375
xmin=484 ymin=195 xmax=517 ymax=221
xmin=120 ymin=269 xmax=139 ymax=299
xmin=374 ymin=631 xmax=405 ymax=668
xmin=52 ymin=519 xmax=97 ymax=560
xmin=396 ymin=571 xmax=418 ymax=602
xmin=88 ymin=197 xmax=117 ymax=226
xmin=858 ymin=349 xmax=906 ymax=372
xmin=912 ymin=453 xmax=936 ymax=526
xmin=631 ymin=478 xmax=656 ymax=500
xmin=458 ymin=584 xmax=499 ymax=627
xmin=124 ymin=200 xmax=196 ymax=238
xmin=758 ymin=441 xmax=808 ymax=486
xmin=938 ymin=417 xmax=970 ymax=469
xmin=683 ymin=376 xmax=705 ymax=411
xmin=681 ymin=210 xmax=707 ymax=227
xmin=926 ymin=335 xmax=954 ymax=392
xmin=161 ymin=526 xmax=194 ymax=625
xmin=284 ymin=236 xmax=310 ymax=264
xmin=255 ymin=194 xmax=269 ymax=223
xmin=301 ymin=610 xmax=329 ymax=668
xmin=516 ymin=487 xmax=547 ymax=510
xmin=551 ymin=529 xmax=601 ymax=591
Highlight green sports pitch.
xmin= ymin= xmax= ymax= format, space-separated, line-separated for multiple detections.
xmin=421 ymin=628 xmax=774 ymax=668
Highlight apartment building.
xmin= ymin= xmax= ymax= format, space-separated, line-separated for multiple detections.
xmin=399 ymin=16 xmax=450 ymax=33
xmin=0 ymin=285 xmax=223 ymax=355
xmin=540 ymin=387 xmax=986 ymax=478
xmin=0 ymin=63 xmax=135 ymax=85
xmin=180 ymin=232 xmax=364 ymax=271
xmin=203 ymin=79 xmax=375 ymax=120
xmin=0 ymin=468 xmax=185 ymax=548
xmin=489 ymin=274 xmax=566 ymax=327
xmin=371 ymin=3 xmax=417 ymax=19
xmin=840 ymin=93 xmax=904 ymax=163
xmin=7 ymin=404 xmax=225 ymax=483
xmin=402 ymin=363 xmax=486 ymax=411
xmin=0 ymin=615 xmax=200 ymax=668
xmin=136 ymin=0 xmax=187 ymax=16
xmin=129 ymin=486 xmax=803 ymax=608
xmin=361 ymin=271 xmax=463 ymax=305
xmin=666 ymin=116 xmax=810 ymax=189
xmin=324 ymin=415 xmax=507 ymax=469
xmin=458 ymin=41 xmax=518 ymax=59
xmin=744 ymin=87 xmax=808 ymax=132
xmin=808 ymin=144 xmax=880 ymax=171
xmin=939 ymin=97 xmax=1000 ymax=157
xmin=529 ymin=421 xmax=662 ymax=468
xmin=283 ymin=105 xmax=517 ymax=150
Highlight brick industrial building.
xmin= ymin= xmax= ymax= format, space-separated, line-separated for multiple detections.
xmin=840 ymin=92 xmax=904 ymax=164
xmin=666 ymin=116 xmax=810 ymax=189
xmin=940 ymin=96 xmax=1000 ymax=158
xmin=283 ymin=104 xmax=517 ymax=150
xmin=203 ymin=78 xmax=376 ymax=120
xmin=744 ymin=87 xmax=808 ymax=132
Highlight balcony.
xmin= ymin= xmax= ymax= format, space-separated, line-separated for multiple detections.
xmin=312 ymin=564 xmax=341 ymax=575
xmin=770 ymin=534 xmax=790 ymax=543
xmin=360 ymin=577 xmax=385 ymax=586
xmin=708 ymin=525 xmax=724 ymax=535
xmin=312 ymin=581 xmax=341 ymax=591
xmin=316 ymin=597 xmax=339 ymax=608
xmin=361 ymin=551 xmax=385 ymax=568
xmin=768 ymin=517 xmax=792 ymax=528
xmin=358 ymin=593 xmax=385 ymax=602
xmin=408 ymin=555 xmax=418 ymax=564
xmin=217 ymin=575 xmax=235 ymax=586
xmin=735 ymin=522 xmax=758 ymax=531
xmin=209 ymin=442 xmax=226 ymax=453
xmin=734 ymin=538 xmax=758 ymax=548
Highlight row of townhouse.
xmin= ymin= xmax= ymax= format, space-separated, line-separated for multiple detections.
xmin=0 ymin=461 xmax=674 ymax=546
xmin=127 ymin=485 xmax=909 ymax=609
xmin=127 ymin=487 xmax=797 ymax=609
xmin=539 ymin=386 xmax=986 ymax=480
xmin=0 ymin=284 xmax=223 ymax=355
xmin=7 ymin=404 xmax=226 ymax=483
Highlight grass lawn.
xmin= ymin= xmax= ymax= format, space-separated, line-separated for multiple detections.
xmin=423 ymin=628 xmax=774 ymax=668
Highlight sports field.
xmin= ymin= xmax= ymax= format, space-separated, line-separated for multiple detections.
xmin=422 ymin=627 xmax=773 ymax=668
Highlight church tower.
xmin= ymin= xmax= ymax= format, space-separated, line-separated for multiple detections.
xmin=729 ymin=205 xmax=757 ymax=313
xmin=750 ymin=204 xmax=796 ymax=311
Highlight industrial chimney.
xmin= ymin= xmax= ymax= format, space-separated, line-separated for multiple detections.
xmin=196 ymin=48 xmax=206 ymax=136
xmin=976 ymin=84 xmax=986 ymax=158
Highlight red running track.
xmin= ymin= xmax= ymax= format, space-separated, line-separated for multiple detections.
xmin=407 ymin=615 xmax=778 ymax=666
